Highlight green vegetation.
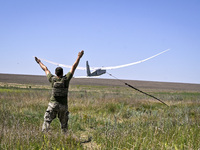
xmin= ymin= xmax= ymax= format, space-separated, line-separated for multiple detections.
xmin=0 ymin=83 xmax=200 ymax=149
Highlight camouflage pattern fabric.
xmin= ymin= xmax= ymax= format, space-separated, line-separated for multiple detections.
xmin=42 ymin=102 xmax=69 ymax=133
xmin=47 ymin=72 xmax=72 ymax=105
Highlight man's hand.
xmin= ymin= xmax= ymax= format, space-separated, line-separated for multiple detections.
xmin=35 ymin=57 xmax=41 ymax=64
xmin=34 ymin=56 xmax=50 ymax=75
xmin=70 ymin=50 xmax=84 ymax=75
xmin=78 ymin=50 xmax=84 ymax=59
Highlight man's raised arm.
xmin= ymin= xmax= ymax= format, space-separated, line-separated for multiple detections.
xmin=70 ymin=50 xmax=84 ymax=75
xmin=35 ymin=57 xmax=50 ymax=75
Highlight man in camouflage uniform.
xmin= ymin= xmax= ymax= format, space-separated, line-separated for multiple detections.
xmin=35 ymin=50 xmax=84 ymax=133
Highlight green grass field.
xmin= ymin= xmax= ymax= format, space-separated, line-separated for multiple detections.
xmin=0 ymin=83 xmax=200 ymax=149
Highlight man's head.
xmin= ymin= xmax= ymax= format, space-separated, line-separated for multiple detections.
xmin=55 ymin=67 xmax=63 ymax=77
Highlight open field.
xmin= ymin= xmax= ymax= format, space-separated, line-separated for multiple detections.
xmin=0 ymin=74 xmax=200 ymax=149
xmin=1 ymin=73 xmax=200 ymax=92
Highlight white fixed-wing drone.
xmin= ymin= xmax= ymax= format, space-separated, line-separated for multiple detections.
xmin=39 ymin=49 xmax=169 ymax=77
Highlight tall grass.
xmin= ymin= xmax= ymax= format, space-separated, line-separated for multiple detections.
xmin=0 ymin=84 xmax=200 ymax=149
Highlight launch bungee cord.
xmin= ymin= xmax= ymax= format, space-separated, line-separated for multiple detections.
xmin=107 ymin=72 xmax=169 ymax=107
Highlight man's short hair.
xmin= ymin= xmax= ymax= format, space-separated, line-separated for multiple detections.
xmin=55 ymin=67 xmax=63 ymax=77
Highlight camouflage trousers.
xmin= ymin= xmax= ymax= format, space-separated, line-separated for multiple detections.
xmin=42 ymin=102 xmax=69 ymax=133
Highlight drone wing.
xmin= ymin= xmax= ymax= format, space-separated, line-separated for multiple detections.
xmin=38 ymin=48 xmax=169 ymax=71
xmin=100 ymin=49 xmax=170 ymax=70
xmin=39 ymin=58 xmax=86 ymax=70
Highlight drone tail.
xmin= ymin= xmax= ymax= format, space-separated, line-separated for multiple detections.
xmin=86 ymin=61 xmax=91 ymax=76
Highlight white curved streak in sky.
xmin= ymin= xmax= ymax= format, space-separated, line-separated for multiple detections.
xmin=39 ymin=58 xmax=86 ymax=70
xmin=101 ymin=49 xmax=170 ymax=70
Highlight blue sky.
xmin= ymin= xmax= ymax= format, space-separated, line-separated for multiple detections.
xmin=0 ymin=0 xmax=200 ymax=84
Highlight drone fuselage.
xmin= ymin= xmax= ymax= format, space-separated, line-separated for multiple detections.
xmin=90 ymin=69 xmax=106 ymax=76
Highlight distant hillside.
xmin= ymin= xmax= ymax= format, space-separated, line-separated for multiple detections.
xmin=0 ymin=73 xmax=200 ymax=92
